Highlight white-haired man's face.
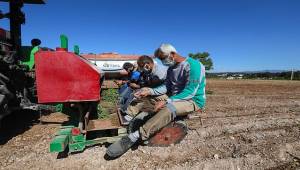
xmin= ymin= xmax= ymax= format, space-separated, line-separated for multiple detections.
xmin=155 ymin=50 xmax=168 ymax=60
xmin=155 ymin=51 xmax=177 ymax=67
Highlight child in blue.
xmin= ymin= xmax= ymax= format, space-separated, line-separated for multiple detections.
xmin=119 ymin=63 xmax=141 ymax=113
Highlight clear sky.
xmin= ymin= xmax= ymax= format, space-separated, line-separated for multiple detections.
xmin=1 ymin=0 xmax=300 ymax=72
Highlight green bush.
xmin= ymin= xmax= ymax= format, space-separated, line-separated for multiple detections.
xmin=97 ymin=89 xmax=119 ymax=119
xmin=101 ymin=89 xmax=119 ymax=103
xmin=97 ymin=104 xmax=110 ymax=119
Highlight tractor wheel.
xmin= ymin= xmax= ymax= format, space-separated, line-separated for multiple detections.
xmin=0 ymin=85 xmax=9 ymax=125
xmin=0 ymin=73 xmax=15 ymax=124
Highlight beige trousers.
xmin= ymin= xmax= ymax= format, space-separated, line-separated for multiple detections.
xmin=125 ymin=94 xmax=169 ymax=117
xmin=139 ymin=99 xmax=200 ymax=140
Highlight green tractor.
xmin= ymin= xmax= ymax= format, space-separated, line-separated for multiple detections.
xmin=0 ymin=0 xmax=50 ymax=125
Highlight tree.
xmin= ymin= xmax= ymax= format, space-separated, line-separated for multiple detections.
xmin=188 ymin=52 xmax=213 ymax=70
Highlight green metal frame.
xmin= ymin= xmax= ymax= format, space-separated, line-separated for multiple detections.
xmin=74 ymin=45 xmax=80 ymax=55
xmin=49 ymin=126 xmax=127 ymax=153
xmin=60 ymin=34 xmax=68 ymax=50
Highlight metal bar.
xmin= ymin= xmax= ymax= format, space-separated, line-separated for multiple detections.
xmin=83 ymin=108 xmax=90 ymax=135
xmin=9 ymin=0 xmax=23 ymax=57
xmin=60 ymin=34 xmax=68 ymax=50
xmin=74 ymin=45 xmax=79 ymax=55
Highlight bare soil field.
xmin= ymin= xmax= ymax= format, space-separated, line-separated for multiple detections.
xmin=0 ymin=79 xmax=300 ymax=170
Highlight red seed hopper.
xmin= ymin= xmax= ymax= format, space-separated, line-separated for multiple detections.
xmin=35 ymin=48 xmax=102 ymax=103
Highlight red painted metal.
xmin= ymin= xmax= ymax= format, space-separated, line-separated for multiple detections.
xmin=35 ymin=49 xmax=102 ymax=103
xmin=55 ymin=47 xmax=67 ymax=52
xmin=71 ymin=128 xmax=81 ymax=136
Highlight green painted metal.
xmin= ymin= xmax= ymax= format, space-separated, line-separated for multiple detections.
xmin=21 ymin=46 xmax=39 ymax=70
xmin=55 ymin=104 xmax=63 ymax=112
xmin=72 ymin=134 xmax=85 ymax=142
xmin=56 ymin=126 xmax=73 ymax=135
xmin=49 ymin=126 xmax=128 ymax=154
xmin=49 ymin=126 xmax=73 ymax=153
xmin=60 ymin=125 xmax=75 ymax=129
xmin=69 ymin=141 xmax=86 ymax=152
xmin=60 ymin=34 xmax=68 ymax=50
xmin=49 ymin=135 xmax=69 ymax=153
xmin=74 ymin=45 xmax=79 ymax=55
xmin=68 ymin=136 xmax=124 ymax=153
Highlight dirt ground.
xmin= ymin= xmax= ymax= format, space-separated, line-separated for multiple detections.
xmin=0 ymin=79 xmax=300 ymax=170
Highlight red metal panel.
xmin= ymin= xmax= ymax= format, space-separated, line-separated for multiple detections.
xmin=35 ymin=49 xmax=102 ymax=103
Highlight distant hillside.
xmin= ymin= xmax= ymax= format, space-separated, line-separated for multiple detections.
xmin=243 ymin=70 xmax=288 ymax=73
xmin=210 ymin=70 xmax=295 ymax=74
xmin=207 ymin=70 xmax=300 ymax=80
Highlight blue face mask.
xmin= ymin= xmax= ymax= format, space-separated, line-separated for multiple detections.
xmin=161 ymin=54 xmax=175 ymax=66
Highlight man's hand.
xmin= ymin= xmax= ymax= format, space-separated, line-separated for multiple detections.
xmin=129 ymin=83 xmax=140 ymax=89
xmin=134 ymin=88 xmax=151 ymax=98
xmin=154 ymin=101 xmax=166 ymax=112
xmin=114 ymin=80 xmax=126 ymax=87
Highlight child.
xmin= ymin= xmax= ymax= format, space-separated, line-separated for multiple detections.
xmin=119 ymin=63 xmax=141 ymax=115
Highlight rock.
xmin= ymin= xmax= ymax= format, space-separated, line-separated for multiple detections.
xmin=214 ymin=154 xmax=219 ymax=159
xmin=8 ymin=158 xmax=13 ymax=163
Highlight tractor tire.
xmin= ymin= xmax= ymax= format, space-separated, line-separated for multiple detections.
xmin=0 ymin=73 xmax=15 ymax=124
xmin=0 ymin=87 xmax=9 ymax=125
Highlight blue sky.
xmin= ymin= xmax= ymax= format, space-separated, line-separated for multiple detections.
xmin=1 ymin=0 xmax=300 ymax=72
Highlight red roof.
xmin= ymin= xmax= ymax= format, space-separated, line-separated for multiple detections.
xmin=82 ymin=53 xmax=140 ymax=61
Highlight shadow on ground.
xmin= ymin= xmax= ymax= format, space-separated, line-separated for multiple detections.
xmin=0 ymin=109 xmax=40 ymax=145
xmin=0 ymin=106 xmax=80 ymax=145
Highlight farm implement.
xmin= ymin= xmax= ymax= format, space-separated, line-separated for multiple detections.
xmin=0 ymin=0 xmax=192 ymax=156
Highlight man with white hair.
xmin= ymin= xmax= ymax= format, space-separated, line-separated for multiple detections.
xmin=106 ymin=43 xmax=206 ymax=158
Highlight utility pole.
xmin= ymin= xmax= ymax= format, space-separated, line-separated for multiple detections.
xmin=291 ymin=68 xmax=294 ymax=81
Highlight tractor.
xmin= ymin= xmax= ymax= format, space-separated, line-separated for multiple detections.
xmin=0 ymin=0 xmax=50 ymax=124
xmin=0 ymin=0 xmax=192 ymax=156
